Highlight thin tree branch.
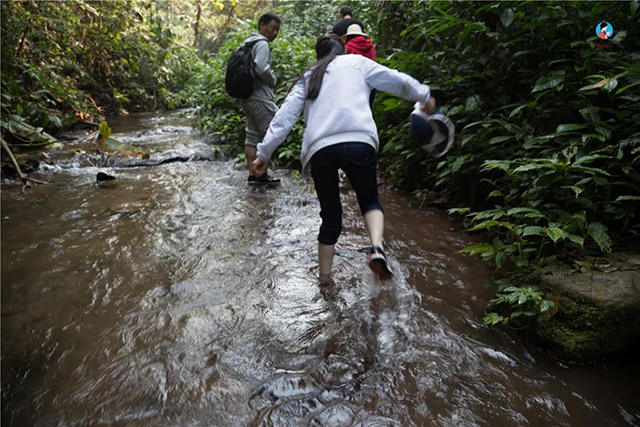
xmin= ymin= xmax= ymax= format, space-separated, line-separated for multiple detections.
xmin=1 ymin=136 xmax=48 ymax=188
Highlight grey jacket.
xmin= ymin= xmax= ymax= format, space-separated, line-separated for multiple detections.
xmin=244 ymin=33 xmax=277 ymax=102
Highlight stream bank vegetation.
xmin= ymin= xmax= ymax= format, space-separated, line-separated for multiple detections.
xmin=1 ymin=1 xmax=278 ymax=187
xmin=357 ymin=0 xmax=640 ymax=358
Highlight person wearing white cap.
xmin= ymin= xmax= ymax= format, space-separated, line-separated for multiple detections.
xmin=252 ymin=34 xmax=436 ymax=295
xmin=342 ymin=23 xmax=376 ymax=60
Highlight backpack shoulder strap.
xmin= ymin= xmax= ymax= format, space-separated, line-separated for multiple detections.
xmin=244 ymin=39 xmax=263 ymax=48
xmin=245 ymin=38 xmax=268 ymax=53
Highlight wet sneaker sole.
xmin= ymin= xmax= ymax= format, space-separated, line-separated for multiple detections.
xmin=248 ymin=181 xmax=281 ymax=186
xmin=368 ymin=259 xmax=393 ymax=280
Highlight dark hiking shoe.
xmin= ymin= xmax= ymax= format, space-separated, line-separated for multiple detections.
xmin=368 ymin=246 xmax=393 ymax=280
xmin=319 ymin=279 xmax=338 ymax=297
xmin=249 ymin=174 xmax=281 ymax=185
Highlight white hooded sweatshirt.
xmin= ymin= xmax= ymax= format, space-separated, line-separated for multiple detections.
xmin=256 ymin=54 xmax=431 ymax=179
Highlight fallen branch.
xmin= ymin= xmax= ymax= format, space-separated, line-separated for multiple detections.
xmin=1 ymin=136 xmax=48 ymax=191
xmin=78 ymin=119 xmax=100 ymax=128
xmin=78 ymin=130 xmax=100 ymax=144
xmin=7 ymin=141 xmax=55 ymax=148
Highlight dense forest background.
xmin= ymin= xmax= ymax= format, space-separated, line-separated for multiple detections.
xmin=2 ymin=0 xmax=639 ymax=328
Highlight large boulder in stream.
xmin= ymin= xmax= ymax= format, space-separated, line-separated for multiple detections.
xmin=532 ymin=255 xmax=640 ymax=360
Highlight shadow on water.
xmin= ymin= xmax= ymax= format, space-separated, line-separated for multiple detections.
xmin=2 ymin=110 xmax=639 ymax=426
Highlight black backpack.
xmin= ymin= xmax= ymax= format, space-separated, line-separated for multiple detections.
xmin=225 ymin=40 xmax=260 ymax=99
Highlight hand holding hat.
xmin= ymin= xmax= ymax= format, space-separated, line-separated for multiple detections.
xmin=409 ymin=98 xmax=455 ymax=158
xmin=421 ymin=96 xmax=436 ymax=115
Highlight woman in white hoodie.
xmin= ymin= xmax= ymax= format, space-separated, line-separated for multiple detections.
xmin=253 ymin=34 xmax=435 ymax=294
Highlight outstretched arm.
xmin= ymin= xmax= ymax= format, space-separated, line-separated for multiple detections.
xmin=363 ymin=59 xmax=431 ymax=104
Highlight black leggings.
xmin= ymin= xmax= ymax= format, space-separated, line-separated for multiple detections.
xmin=310 ymin=142 xmax=383 ymax=245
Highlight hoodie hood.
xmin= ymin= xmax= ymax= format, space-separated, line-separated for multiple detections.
xmin=242 ymin=32 xmax=276 ymax=101
xmin=245 ymin=32 xmax=269 ymax=45
xmin=345 ymin=36 xmax=376 ymax=60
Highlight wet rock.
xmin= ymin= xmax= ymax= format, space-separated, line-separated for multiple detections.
xmin=424 ymin=198 xmax=447 ymax=208
xmin=541 ymin=257 xmax=640 ymax=310
xmin=533 ymin=256 xmax=640 ymax=360
xmin=96 ymin=172 xmax=116 ymax=181
xmin=1 ymin=157 xmax=40 ymax=178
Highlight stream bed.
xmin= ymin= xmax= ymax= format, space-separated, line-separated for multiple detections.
xmin=2 ymin=110 xmax=639 ymax=426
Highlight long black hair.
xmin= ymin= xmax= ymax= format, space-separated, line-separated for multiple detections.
xmin=291 ymin=34 xmax=344 ymax=100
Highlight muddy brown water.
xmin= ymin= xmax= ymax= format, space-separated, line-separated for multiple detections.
xmin=2 ymin=111 xmax=639 ymax=426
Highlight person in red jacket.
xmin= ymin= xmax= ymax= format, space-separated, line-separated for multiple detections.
xmin=341 ymin=24 xmax=378 ymax=114
xmin=341 ymin=24 xmax=376 ymax=60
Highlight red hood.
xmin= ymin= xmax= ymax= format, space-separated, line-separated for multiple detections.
xmin=348 ymin=36 xmax=374 ymax=51
xmin=345 ymin=36 xmax=376 ymax=60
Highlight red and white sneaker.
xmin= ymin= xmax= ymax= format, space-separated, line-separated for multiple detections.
xmin=368 ymin=246 xmax=393 ymax=280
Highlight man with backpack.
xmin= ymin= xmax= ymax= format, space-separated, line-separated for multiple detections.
xmin=229 ymin=13 xmax=282 ymax=184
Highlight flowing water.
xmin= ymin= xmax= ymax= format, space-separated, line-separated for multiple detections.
xmin=2 ymin=110 xmax=638 ymax=427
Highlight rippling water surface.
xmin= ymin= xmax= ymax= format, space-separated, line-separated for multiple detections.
xmin=2 ymin=111 xmax=639 ymax=426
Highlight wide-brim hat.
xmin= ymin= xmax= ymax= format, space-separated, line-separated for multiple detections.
xmin=409 ymin=102 xmax=455 ymax=158
xmin=341 ymin=24 xmax=368 ymax=42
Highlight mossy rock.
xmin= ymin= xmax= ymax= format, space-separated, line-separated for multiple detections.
xmin=533 ymin=296 xmax=640 ymax=360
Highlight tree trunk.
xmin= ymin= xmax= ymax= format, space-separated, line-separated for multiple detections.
xmin=225 ymin=2 xmax=236 ymax=26
xmin=193 ymin=0 xmax=202 ymax=47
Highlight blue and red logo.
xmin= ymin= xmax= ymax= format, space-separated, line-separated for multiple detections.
xmin=595 ymin=22 xmax=613 ymax=39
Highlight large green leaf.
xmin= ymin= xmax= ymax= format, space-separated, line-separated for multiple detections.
xmin=563 ymin=185 xmax=584 ymax=198
xmin=556 ymin=124 xmax=588 ymax=133
xmin=512 ymin=163 xmax=552 ymax=173
xmin=522 ymin=226 xmax=544 ymax=236
xmin=507 ymin=207 xmax=541 ymax=216
xmin=500 ymin=9 xmax=514 ymax=27
xmin=568 ymin=234 xmax=585 ymax=247
xmin=465 ymin=95 xmax=481 ymax=111
xmin=573 ymin=154 xmax=611 ymax=166
xmin=450 ymin=155 xmax=466 ymax=173
xmin=509 ymin=104 xmax=528 ymax=118
xmin=545 ymin=227 xmax=567 ymax=243
xmin=483 ymin=312 xmax=504 ymax=326
xmin=615 ymin=81 xmax=640 ymax=95
xmin=532 ymin=75 xmax=565 ymax=93
xmin=489 ymin=136 xmax=514 ymax=145
xmin=587 ymin=222 xmax=612 ymax=253
xmin=603 ymin=78 xmax=618 ymax=93
xmin=468 ymin=220 xmax=514 ymax=232
xmin=540 ymin=300 xmax=555 ymax=313
xmin=579 ymin=107 xmax=600 ymax=124
xmin=0 ymin=115 xmax=57 ymax=144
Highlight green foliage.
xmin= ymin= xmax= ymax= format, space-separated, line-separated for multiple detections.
xmin=192 ymin=1 xmax=334 ymax=165
xmin=1 ymin=0 xmax=204 ymax=133
xmin=0 ymin=115 xmax=57 ymax=144
xmin=98 ymin=121 xmax=112 ymax=140
xmin=483 ymin=284 xmax=555 ymax=328
xmin=361 ymin=0 xmax=640 ymax=326
xmin=533 ymin=295 xmax=640 ymax=360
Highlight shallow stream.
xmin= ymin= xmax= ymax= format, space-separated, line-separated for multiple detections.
xmin=2 ymin=110 xmax=638 ymax=426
